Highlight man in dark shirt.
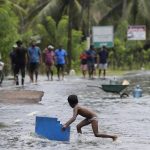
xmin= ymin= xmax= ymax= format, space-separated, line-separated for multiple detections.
xmin=86 ymin=45 xmax=96 ymax=79
xmin=14 ymin=40 xmax=27 ymax=85
xmin=10 ymin=44 xmax=17 ymax=78
xmin=97 ymin=46 xmax=109 ymax=79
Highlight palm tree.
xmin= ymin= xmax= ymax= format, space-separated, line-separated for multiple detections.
xmin=78 ymin=0 xmax=123 ymax=42
xmin=23 ymin=0 xmax=81 ymax=72
xmin=67 ymin=0 xmax=73 ymax=72
xmin=23 ymin=0 xmax=128 ymax=71
xmin=0 ymin=0 xmax=19 ymax=59
xmin=93 ymin=0 xmax=150 ymax=30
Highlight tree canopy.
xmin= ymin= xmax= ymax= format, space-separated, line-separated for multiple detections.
xmin=0 ymin=0 xmax=150 ymax=71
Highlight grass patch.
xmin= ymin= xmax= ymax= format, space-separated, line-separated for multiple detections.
xmin=107 ymin=69 xmax=129 ymax=76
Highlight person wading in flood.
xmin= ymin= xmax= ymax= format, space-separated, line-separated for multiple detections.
xmin=86 ymin=45 xmax=97 ymax=79
xmin=55 ymin=45 xmax=67 ymax=81
xmin=43 ymin=45 xmax=55 ymax=81
xmin=14 ymin=40 xmax=27 ymax=86
xmin=97 ymin=46 xmax=109 ymax=79
xmin=80 ymin=50 xmax=88 ymax=78
xmin=62 ymin=95 xmax=117 ymax=141
xmin=27 ymin=41 xmax=41 ymax=83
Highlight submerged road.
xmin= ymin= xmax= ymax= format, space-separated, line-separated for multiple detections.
xmin=0 ymin=71 xmax=150 ymax=150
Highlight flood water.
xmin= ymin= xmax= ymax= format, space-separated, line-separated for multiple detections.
xmin=0 ymin=71 xmax=150 ymax=150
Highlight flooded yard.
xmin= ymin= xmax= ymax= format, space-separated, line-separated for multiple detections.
xmin=0 ymin=71 xmax=150 ymax=150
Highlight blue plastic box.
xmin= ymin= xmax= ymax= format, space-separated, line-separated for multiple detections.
xmin=35 ymin=116 xmax=70 ymax=141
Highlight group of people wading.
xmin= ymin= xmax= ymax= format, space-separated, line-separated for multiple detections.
xmin=8 ymin=41 xmax=108 ymax=86
xmin=9 ymin=40 xmax=67 ymax=86
xmin=80 ymin=45 xmax=109 ymax=79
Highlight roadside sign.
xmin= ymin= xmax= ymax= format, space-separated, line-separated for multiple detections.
xmin=92 ymin=26 xmax=114 ymax=48
xmin=127 ymin=25 xmax=146 ymax=40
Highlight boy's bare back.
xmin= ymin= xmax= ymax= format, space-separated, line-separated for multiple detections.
xmin=74 ymin=104 xmax=97 ymax=119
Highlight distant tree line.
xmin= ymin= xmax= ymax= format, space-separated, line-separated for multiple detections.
xmin=0 ymin=0 xmax=150 ymax=74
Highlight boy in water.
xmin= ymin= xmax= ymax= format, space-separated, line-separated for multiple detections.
xmin=62 ymin=95 xmax=117 ymax=141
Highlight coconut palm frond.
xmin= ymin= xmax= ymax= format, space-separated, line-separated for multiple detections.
xmin=24 ymin=0 xmax=67 ymax=30
xmin=24 ymin=0 xmax=49 ymax=23
xmin=0 ymin=0 xmax=5 ymax=6
xmin=74 ymin=0 xmax=81 ymax=12
xmin=71 ymin=0 xmax=82 ymax=27
xmin=11 ymin=3 xmax=26 ymax=15
xmin=138 ymin=0 xmax=150 ymax=21
xmin=97 ymin=1 xmax=122 ymax=23
xmin=122 ymin=1 xmax=133 ymax=21
xmin=90 ymin=0 xmax=110 ymax=24
xmin=37 ymin=0 xmax=65 ymax=19
xmin=24 ymin=0 xmax=82 ymax=31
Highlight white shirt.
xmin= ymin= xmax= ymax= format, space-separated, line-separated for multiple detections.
xmin=0 ymin=61 xmax=4 ymax=71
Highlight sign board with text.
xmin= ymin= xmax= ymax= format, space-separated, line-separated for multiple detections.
xmin=127 ymin=25 xmax=146 ymax=40
xmin=92 ymin=26 xmax=114 ymax=48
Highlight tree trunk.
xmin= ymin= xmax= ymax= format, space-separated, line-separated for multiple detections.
xmin=86 ymin=0 xmax=91 ymax=49
xmin=122 ymin=0 xmax=127 ymax=18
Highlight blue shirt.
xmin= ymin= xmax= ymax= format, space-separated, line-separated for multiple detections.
xmin=86 ymin=49 xmax=96 ymax=64
xmin=55 ymin=49 xmax=67 ymax=65
xmin=28 ymin=46 xmax=41 ymax=63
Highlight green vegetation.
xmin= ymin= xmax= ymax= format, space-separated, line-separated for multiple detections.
xmin=0 ymin=1 xmax=19 ymax=60
xmin=0 ymin=0 xmax=150 ymax=74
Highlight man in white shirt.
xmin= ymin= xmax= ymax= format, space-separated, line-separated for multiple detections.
xmin=0 ymin=59 xmax=4 ymax=85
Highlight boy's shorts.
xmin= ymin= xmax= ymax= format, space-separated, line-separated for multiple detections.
xmin=87 ymin=117 xmax=98 ymax=123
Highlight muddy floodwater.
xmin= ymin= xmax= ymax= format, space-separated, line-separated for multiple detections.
xmin=0 ymin=71 xmax=150 ymax=150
